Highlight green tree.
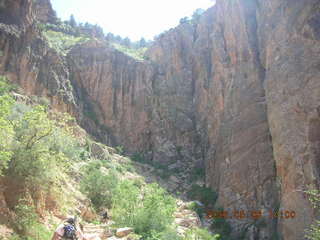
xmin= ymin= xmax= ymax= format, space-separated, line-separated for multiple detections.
xmin=0 ymin=77 xmax=15 ymax=175
xmin=139 ymin=37 xmax=147 ymax=48
xmin=192 ymin=8 xmax=205 ymax=23
xmin=123 ymin=37 xmax=131 ymax=47
xmin=106 ymin=33 xmax=115 ymax=42
xmin=6 ymin=104 xmax=80 ymax=189
xmin=179 ymin=17 xmax=189 ymax=24
xmin=69 ymin=14 xmax=77 ymax=28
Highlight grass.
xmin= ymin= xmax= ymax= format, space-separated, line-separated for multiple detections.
xmin=112 ymin=43 xmax=147 ymax=61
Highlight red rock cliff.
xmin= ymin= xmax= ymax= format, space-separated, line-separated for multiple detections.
xmin=0 ymin=0 xmax=319 ymax=239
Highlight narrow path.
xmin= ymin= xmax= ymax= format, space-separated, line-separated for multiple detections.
xmin=82 ymin=223 xmax=110 ymax=240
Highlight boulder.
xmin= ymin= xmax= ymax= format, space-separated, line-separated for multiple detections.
xmin=169 ymin=175 xmax=180 ymax=184
xmin=91 ymin=142 xmax=109 ymax=159
xmin=80 ymin=205 xmax=96 ymax=222
xmin=115 ymin=227 xmax=134 ymax=238
xmin=175 ymin=217 xmax=200 ymax=228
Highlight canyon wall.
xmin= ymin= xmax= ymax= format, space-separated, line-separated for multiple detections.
xmin=0 ymin=0 xmax=320 ymax=239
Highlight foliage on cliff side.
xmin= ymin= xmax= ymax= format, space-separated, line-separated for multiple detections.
xmin=42 ymin=30 xmax=89 ymax=55
xmin=305 ymin=190 xmax=320 ymax=240
xmin=112 ymin=43 xmax=147 ymax=61
xmin=0 ymin=76 xmax=84 ymax=239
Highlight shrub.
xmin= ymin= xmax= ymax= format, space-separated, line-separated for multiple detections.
xmin=211 ymin=216 xmax=232 ymax=239
xmin=184 ymin=228 xmax=220 ymax=240
xmin=146 ymin=228 xmax=182 ymax=240
xmin=14 ymin=199 xmax=51 ymax=239
xmin=112 ymin=181 xmax=176 ymax=238
xmin=187 ymin=185 xmax=218 ymax=207
xmin=43 ymin=30 xmax=89 ymax=55
xmin=115 ymin=145 xmax=124 ymax=155
xmin=131 ymin=152 xmax=148 ymax=163
xmin=8 ymin=105 xmax=75 ymax=188
xmin=0 ymin=95 xmax=14 ymax=175
xmin=190 ymin=167 xmax=205 ymax=181
xmin=305 ymin=190 xmax=320 ymax=240
xmin=80 ymin=161 xmax=119 ymax=209
xmin=112 ymin=43 xmax=147 ymax=61
xmin=0 ymin=76 xmax=17 ymax=94
xmin=0 ymin=77 xmax=15 ymax=175
xmin=0 ymin=76 xmax=83 ymax=190
xmin=187 ymin=202 xmax=205 ymax=219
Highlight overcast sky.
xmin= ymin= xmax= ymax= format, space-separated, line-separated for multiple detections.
xmin=51 ymin=0 xmax=215 ymax=41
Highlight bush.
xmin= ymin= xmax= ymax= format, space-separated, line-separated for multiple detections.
xmin=187 ymin=185 xmax=218 ymax=207
xmin=115 ymin=145 xmax=124 ymax=155
xmin=184 ymin=228 xmax=220 ymax=240
xmin=211 ymin=216 xmax=232 ymax=238
xmin=0 ymin=76 xmax=16 ymax=95
xmin=190 ymin=167 xmax=205 ymax=181
xmin=146 ymin=228 xmax=182 ymax=240
xmin=0 ymin=75 xmax=84 ymax=199
xmin=305 ymin=190 xmax=320 ymax=240
xmin=112 ymin=181 xmax=176 ymax=238
xmin=187 ymin=202 xmax=206 ymax=219
xmin=80 ymin=161 xmax=119 ymax=209
xmin=0 ymin=95 xmax=14 ymax=175
xmin=43 ymin=30 xmax=89 ymax=55
xmin=8 ymin=105 xmax=77 ymax=188
xmin=131 ymin=152 xmax=148 ymax=163
xmin=14 ymin=199 xmax=51 ymax=239
xmin=112 ymin=43 xmax=147 ymax=61
xmin=0 ymin=77 xmax=15 ymax=175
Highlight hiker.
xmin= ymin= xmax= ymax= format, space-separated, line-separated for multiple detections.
xmin=100 ymin=210 xmax=109 ymax=222
xmin=51 ymin=216 xmax=101 ymax=240
xmin=51 ymin=216 xmax=84 ymax=240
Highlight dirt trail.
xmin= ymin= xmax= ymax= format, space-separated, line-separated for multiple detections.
xmin=82 ymin=223 xmax=111 ymax=239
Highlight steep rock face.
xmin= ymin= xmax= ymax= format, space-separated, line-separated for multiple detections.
xmin=145 ymin=2 xmax=278 ymax=238
xmin=145 ymin=0 xmax=320 ymax=239
xmin=33 ymin=0 xmax=57 ymax=23
xmin=0 ymin=0 xmax=34 ymax=26
xmin=0 ymin=0 xmax=319 ymax=239
xmin=192 ymin=0 xmax=320 ymax=239
xmin=68 ymin=40 xmax=154 ymax=152
xmin=146 ymin=23 xmax=202 ymax=165
xmin=259 ymin=0 xmax=320 ymax=238
xmin=0 ymin=0 xmax=76 ymax=114
xmin=193 ymin=1 xmax=278 ymax=238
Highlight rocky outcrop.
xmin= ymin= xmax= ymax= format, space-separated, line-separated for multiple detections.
xmin=67 ymin=40 xmax=154 ymax=152
xmin=33 ymin=0 xmax=57 ymax=23
xmin=260 ymin=0 xmax=320 ymax=238
xmin=0 ymin=0 xmax=76 ymax=115
xmin=0 ymin=0 xmax=319 ymax=239
xmin=192 ymin=2 xmax=278 ymax=238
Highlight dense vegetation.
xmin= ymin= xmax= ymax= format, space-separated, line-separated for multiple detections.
xmin=40 ymin=15 xmax=152 ymax=61
xmin=0 ymin=76 xmax=84 ymax=239
xmin=111 ymin=43 xmax=147 ymax=61
xmin=42 ymin=30 xmax=89 ymax=55
xmin=305 ymin=190 xmax=320 ymax=240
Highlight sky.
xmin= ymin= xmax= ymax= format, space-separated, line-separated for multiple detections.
xmin=51 ymin=0 xmax=215 ymax=41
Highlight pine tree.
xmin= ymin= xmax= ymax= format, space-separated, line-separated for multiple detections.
xmin=139 ymin=37 xmax=147 ymax=48
xmin=69 ymin=14 xmax=77 ymax=28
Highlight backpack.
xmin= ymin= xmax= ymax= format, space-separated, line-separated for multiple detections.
xmin=63 ymin=223 xmax=77 ymax=240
